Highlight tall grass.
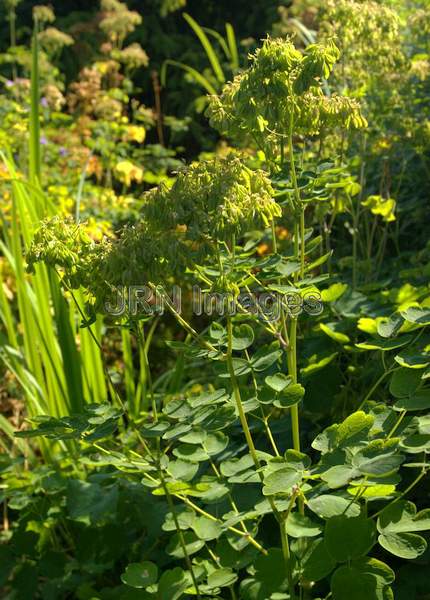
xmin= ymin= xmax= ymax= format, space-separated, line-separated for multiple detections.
xmin=0 ymin=27 xmax=106 ymax=455
xmin=161 ymin=14 xmax=240 ymax=96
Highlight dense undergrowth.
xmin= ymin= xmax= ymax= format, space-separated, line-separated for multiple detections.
xmin=1 ymin=1 xmax=430 ymax=599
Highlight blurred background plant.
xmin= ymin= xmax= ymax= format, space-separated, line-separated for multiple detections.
xmin=0 ymin=1 xmax=430 ymax=598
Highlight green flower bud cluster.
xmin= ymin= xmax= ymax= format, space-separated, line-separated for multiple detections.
xmin=100 ymin=0 xmax=142 ymax=42
xmin=26 ymin=216 xmax=187 ymax=312
xmin=319 ymin=0 xmax=405 ymax=92
xmin=27 ymin=158 xmax=280 ymax=315
xmin=409 ymin=8 xmax=430 ymax=51
xmin=26 ymin=216 xmax=96 ymax=290
xmin=113 ymin=43 xmax=149 ymax=69
xmin=88 ymin=223 xmax=188 ymax=298
xmin=32 ymin=4 xmax=55 ymax=24
xmin=143 ymin=157 xmax=281 ymax=244
xmin=38 ymin=27 xmax=74 ymax=55
xmin=207 ymin=37 xmax=366 ymax=150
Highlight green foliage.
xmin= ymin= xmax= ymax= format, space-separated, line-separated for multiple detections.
xmin=207 ymin=37 xmax=366 ymax=157
xmin=1 ymin=1 xmax=430 ymax=599
xmin=143 ymin=157 xmax=281 ymax=242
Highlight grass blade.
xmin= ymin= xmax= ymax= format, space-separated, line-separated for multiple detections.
xmin=183 ymin=13 xmax=225 ymax=84
xmin=29 ymin=24 xmax=41 ymax=187
xmin=202 ymin=26 xmax=231 ymax=61
xmin=226 ymin=23 xmax=239 ymax=72
xmin=161 ymin=59 xmax=217 ymax=95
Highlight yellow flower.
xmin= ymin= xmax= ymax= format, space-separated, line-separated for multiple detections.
xmin=276 ymin=226 xmax=289 ymax=240
xmin=0 ymin=164 xmax=10 ymax=180
xmin=372 ymin=138 xmax=392 ymax=153
xmin=115 ymin=160 xmax=143 ymax=187
xmin=123 ymin=125 xmax=146 ymax=143
xmin=257 ymin=243 xmax=270 ymax=256
xmin=84 ymin=218 xmax=113 ymax=242
xmin=361 ymin=195 xmax=396 ymax=222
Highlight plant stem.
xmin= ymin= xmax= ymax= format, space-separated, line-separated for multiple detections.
xmin=245 ymin=348 xmax=280 ymax=456
xmin=300 ymin=206 xmax=305 ymax=278
xmin=387 ymin=410 xmax=407 ymax=439
xmin=178 ymin=494 xmax=267 ymax=554
xmin=287 ymin=319 xmax=300 ymax=454
xmin=226 ymin=315 xmax=261 ymax=473
xmin=225 ymin=246 xmax=267 ymax=472
xmin=9 ymin=7 xmax=17 ymax=80
xmin=288 ymin=130 xmax=301 ymax=211
xmin=348 ymin=192 xmax=359 ymax=290
xmin=371 ymin=464 xmax=428 ymax=520
xmin=136 ymin=321 xmax=158 ymax=420
xmin=287 ymin=127 xmax=304 ymax=517
xmin=149 ymin=283 xmax=219 ymax=354
xmin=226 ymin=316 xmax=295 ymax=592
xmin=148 ymin=341 xmax=200 ymax=597
xmin=280 ymin=517 xmax=296 ymax=600
xmin=159 ymin=470 xmax=201 ymax=598
xmin=286 ymin=137 xmax=301 ymax=452
xmin=357 ymin=366 xmax=398 ymax=410
xmin=207 ymin=546 xmax=238 ymax=600
xmin=151 ymin=70 xmax=165 ymax=146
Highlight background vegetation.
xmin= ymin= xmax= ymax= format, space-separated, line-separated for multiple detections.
xmin=0 ymin=1 xmax=430 ymax=599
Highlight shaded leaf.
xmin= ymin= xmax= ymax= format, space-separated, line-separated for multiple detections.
xmin=378 ymin=532 xmax=427 ymax=559
xmin=121 ymin=562 xmax=158 ymax=589
xmin=262 ymin=467 xmax=301 ymax=496
xmin=286 ymin=513 xmax=322 ymax=538
xmin=274 ymin=383 xmax=305 ymax=408
xmin=302 ymin=538 xmax=336 ymax=582
xmin=324 ymin=515 xmax=377 ymax=561
xmin=207 ymin=568 xmax=238 ymax=589
xmin=308 ymin=494 xmax=360 ymax=519
xmin=394 ymin=390 xmax=430 ymax=411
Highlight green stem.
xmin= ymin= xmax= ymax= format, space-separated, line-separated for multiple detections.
xmin=300 ymin=207 xmax=305 ymax=279
xmin=104 ymin=442 xmax=269 ymax=555
xmin=288 ymin=130 xmax=301 ymax=211
xmin=366 ymin=216 xmax=378 ymax=269
xmin=226 ymin=245 xmax=267 ymax=471
xmin=9 ymin=7 xmax=17 ymax=80
xmin=149 ymin=337 xmax=200 ymax=597
xmin=387 ymin=410 xmax=406 ymax=439
xmin=287 ymin=126 xmax=304 ymax=516
xmin=245 ymin=348 xmax=280 ymax=456
xmin=287 ymin=319 xmax=301 ymax=454
xmin=262 ymin=225 xmax=290 ymax=350
xmin=371 ymin=464 xmax=428 ymax=520
xmin=348 ymin=192 xmax=359 ymax=290
xmin=149 ymin=283 xmax=219 ymax=354
xmin=280 ymin=518 xmax=296 ymax=600
xmin=226 ymin=316 xmax=261 ymax=473
xmin=227 ymin=316 xmax=295 ymax=592
xmin=136 ymin=321 xmax=158 ymax=421
xmin=208 ymin=455 xmax=250 ymax=534
xmin=286 ymin=218 xmax=301 ymax=452
xmin=357 ymin=366 xmax=398 ymax=410
xmin=271 ymin=219 xmax=278 ymax=254
xmin=159 ymin=470 xmax=201 ymax=598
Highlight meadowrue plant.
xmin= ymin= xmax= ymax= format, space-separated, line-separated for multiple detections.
xmin=319 ymin=0 xmax=405 ymax=95
xmin=207 ymin=36 xmax=367 ymax=287
xmin=37 ymin=26 xmax=74 ymax=57
xmin=144 ymin=158 xmax=280 ymax=244
xmin=8 ymin=33 xmax=430 ymax=600
xmin=99 ymin=0 xmax=143 ymax=48
xmin=207 ymin=37 xmax=366 ymax=160
xmin=27 ymin=157 xmax=280 ymax=311
xmin=309 ymin=0 xmax=430 ymax=286
xmin=26 ymin=216 xmax=97 ymax=290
